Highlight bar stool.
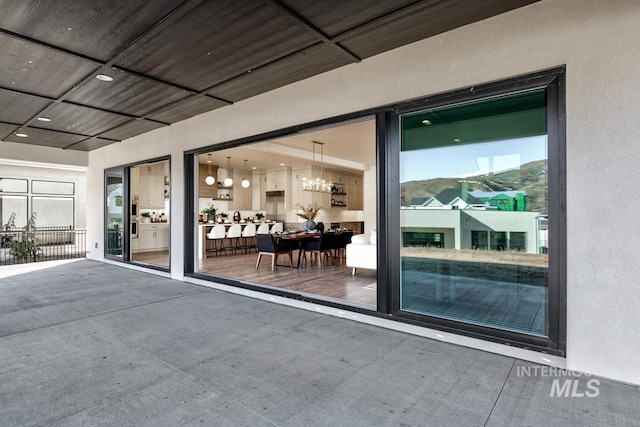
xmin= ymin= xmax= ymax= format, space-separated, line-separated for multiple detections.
xmin=241 ymin=223 xmax=257 ymax=253
xmin=257 ymin=223 xmax=270 ymax=235
xmin=271 ymin=222 xmax=284 ymax=233
xmin=206 ymin=224 xmax=226 ymax=256
xmin=225 ymin=224 xmax=243 ymax=255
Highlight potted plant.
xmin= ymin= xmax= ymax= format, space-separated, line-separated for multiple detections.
xmin=2 ymin=212 xmax=17 ymax=248
xmin=255 ymin=212 xmax=264 ymax=222
xmin=219 ymin=212 xmax=229 ymax=223
xmin=10 ymin=212 xmax=41 ymax=263
xmin=140 ymin=212 xmax=151 ymax=223
xmin=201 ymin=205 xmax=217 ymax=223
xmin=295 ymin=203 xmax=321 ymax=231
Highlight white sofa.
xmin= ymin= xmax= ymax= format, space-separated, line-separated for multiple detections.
xmin=346 ymin=230 xmax=376 ymax=275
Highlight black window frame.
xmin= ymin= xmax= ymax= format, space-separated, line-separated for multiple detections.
xmin=183 ymin=66 xmax=566 ymax=356
xmin=103 ymin=155 xmax=172 ymax=273
xmin=386 ymin=67 xmax=566 ymax=355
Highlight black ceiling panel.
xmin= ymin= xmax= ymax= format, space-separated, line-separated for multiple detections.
xmin=147 ymin=96 xmax=228 ymax=124
xmin=98 ymin=119 xmax=166 ymax=141
xmin=0 ymin=0 xmax=185 ymax=62
xmin=0 ymin=33 xmax=100 ymax=98
xmin=64 ymin=138 xmax=120 ymax=152
xmin=339 ymin=0 xmax=539 ymax=60
xmin=209 ymin=44 xmax=352 ymax=103
xmin=0 ymin=0 xmax=536 ymax=151
xmin=65 ymin=68 xmax=191 ymax=117
xmin=34 ymin=103 xmax=131 ymax=136
xmin=117 ymin=0 xmax=319 ymax=91
xmin=280 ymin=0 xmax=418 ymax=38
xmin=0 ymin=122 xmax=19 ymax=139
xmin=3 ymin=126 xmax=86 ymax=149
xmin=0 ymin=88 xmax=51 ymax=124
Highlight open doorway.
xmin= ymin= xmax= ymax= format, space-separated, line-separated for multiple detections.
xmin=193 ymin=117 xmax=377 ymax=309
xmin=130 ymin=160 xmax=170 ymax=268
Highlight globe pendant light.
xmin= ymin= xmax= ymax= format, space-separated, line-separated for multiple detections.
xmin=241 ymin=159 xmax=251 ymax=188
xmin=205 ymin=154 xmax=215 ymax=185
xmin=223 ymin=156 xmax=234 ymax=187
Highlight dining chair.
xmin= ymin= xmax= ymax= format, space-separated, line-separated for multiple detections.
xmin=271 ymin=222 xmax=284 ymax=233
xmin=241 ymin=223 xmax=257 ymax=253
xmin=206 ymin=224 xmax=226 ymax=256
xmin=256 ymin=223 xmax=270 ymax=235
xmin=255 ymin=234 xmax=297 ymax=271
xmin=225 ymin=224 xmax=243 ymax=255
xmin=301 ymin=233 xmax=338 ymax=268
xmin=336 ymin=231 xmax=354 ymax=264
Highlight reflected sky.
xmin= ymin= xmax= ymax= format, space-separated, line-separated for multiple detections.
xmin=401 ymin=136 xmax=547 ymax=182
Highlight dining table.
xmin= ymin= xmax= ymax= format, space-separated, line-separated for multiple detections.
xmin=275 ymin=231 xmax=321 ymax=268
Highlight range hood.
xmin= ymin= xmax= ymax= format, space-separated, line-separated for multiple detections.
xmin=265 ymin=190 xmax=285 ymax=197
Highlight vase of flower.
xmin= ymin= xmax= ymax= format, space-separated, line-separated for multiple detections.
xmin=295 ymin=203 xmax=321 ymax=232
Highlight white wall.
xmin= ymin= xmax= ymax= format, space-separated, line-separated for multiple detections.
xmin=0 ymin=161 xmax=87 ymax=228
xmin=86 ymin=0 xmax=640 ymax=385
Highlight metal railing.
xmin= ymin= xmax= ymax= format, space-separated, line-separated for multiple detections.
xmin=0 ymin=227 xmax=87 ymax=266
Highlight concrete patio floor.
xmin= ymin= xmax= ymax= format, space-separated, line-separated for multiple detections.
xmin=1 ymin=260 xmax=638 ymax=426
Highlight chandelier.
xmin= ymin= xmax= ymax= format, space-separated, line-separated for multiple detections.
xmin=302 ymin=141 xmax=333 ymax=193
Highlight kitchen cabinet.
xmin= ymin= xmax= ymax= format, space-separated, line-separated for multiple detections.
xmin=130 ymin=167 xmax=139 ymax=198
xmin=136 ymin=224 xmax=169 ymax=251
xmin=198 ymin=164 xmax=218 ymax=199
xmin=232 ymin=170 xmax=251 ymax=210
xmin=266 ymin=169 xmax=287 ymax=191
xmin=139 ymin=172 xmax=165 ymax=208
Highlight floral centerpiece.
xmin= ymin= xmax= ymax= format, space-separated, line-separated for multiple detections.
xmin=295 ymin=203 xmax=321 ymax=231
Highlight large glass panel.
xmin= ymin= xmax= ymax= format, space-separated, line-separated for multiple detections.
xmin=1 ymin=195 xmax=28 ymax=227
xmin=192 ymin=118 xmax=377 ymax=309
xmin=400 ymin=90 xmax=549 ymax=336
xmin=0 ymin=178 xmax=28 ymax=193
xmin=130 ymin=160 xmax=170 ymax=268
xmin=105 ymin=170 xmax=124 ymax=257
xmin=32 ymin=180 xmax=74 ymax=195
xmin=32 ymin=197 xmax=74 ymax=227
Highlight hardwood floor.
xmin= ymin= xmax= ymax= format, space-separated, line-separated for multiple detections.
xmin=132 ymin=250 xmax=169 ymax=267
xmin=198 ymin=250 xmax=377 ymax=308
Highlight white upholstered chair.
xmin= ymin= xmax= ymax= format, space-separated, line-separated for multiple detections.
xmin=206 ymin=224 xmax=226 ymax=256
xmin=225 ymin=224 xmax=243 ymax=255
xmin=241 ymin=223 xmax=257 ymax=253
xmin=257 ymin=223 xmax=270 ymax=235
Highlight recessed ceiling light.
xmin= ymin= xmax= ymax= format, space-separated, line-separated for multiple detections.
xmin=279 ymin=163 xmax=285 ymax=166
xmin=15 ymin=132 xmax=29 ymax=138
xmin=252 ymin=166 xmax=257 ymax=170
xmin=453 ymin=138 xmax=461 ymax=143
xmin=37 ymin=117 xmax=51 ymax=122
xmin=96 ymin=74 xmax=114 ymax=82
xmin=421 ymin=119 xmax=432 ymax=125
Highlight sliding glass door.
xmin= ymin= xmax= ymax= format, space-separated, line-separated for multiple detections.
xmin=105 ymin=168 xmax=125 ymax=258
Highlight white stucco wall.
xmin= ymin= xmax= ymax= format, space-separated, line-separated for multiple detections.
xmin=86 ymin=0 xmax=640 ymax=385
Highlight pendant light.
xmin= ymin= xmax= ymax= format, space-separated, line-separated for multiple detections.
xmin=241 ymin=159 xmax=251 ymax=188
xmin=223 ymin=156 xmax=234 ymax=187
xmin=205 ymin=154 xmax=215 ymax=185
xmin=302 ymin=141 xmax=333 ymax=192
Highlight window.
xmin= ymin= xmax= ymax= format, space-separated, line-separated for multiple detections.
xmin=391 ymin=68 xmax=565 ymax=353
xmin=1 ymin=178 xmax=75 ymax=228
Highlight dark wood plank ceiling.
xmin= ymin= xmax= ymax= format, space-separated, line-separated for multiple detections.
xmin=0 ymin=0 xmax=539 ymax=152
